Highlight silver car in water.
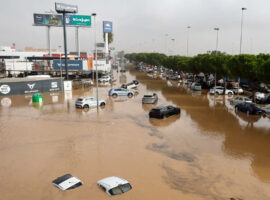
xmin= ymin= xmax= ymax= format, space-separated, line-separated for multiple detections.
xmin=142 ymin=93 xmax=158 ymax=104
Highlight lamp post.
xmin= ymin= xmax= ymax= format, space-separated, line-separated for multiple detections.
xmin=214 ymin=27 xmax=219 ymax=95
xmin=214 ymin=27 xmax=219 ymax=54
xmin=92 ymin=13 xmax=99 ymax=109
xmin=187 ymin=26 xmax=191 ymax=56
xmin=165 ymin=34 xmax=169 ymax=55
xmin=240 ymin=7 xmax=247 ymax=54
xmin=59 ymin=45 xmax=63 ymax=90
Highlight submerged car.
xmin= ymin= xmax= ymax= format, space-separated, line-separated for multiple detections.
xmin=75 ymin=97 xmax=106 ymax=109
xmin=235 ymin=102 xmax=266 ymax=115
xmin=52 ymin=174 xmax=83 ymax=190
xmin=231 ymin=87 xmax=244 ymax=94
xmin=209 ymin=86 xmax=234 ymax=95
xmin=121 ymin=80 xmax=139 ymax=89
xmin=149 ymin=105 xmax=181 ymax=119
xmin=230 ymin=96 xmax=252 ymax=105
xmin=142 ymin=93 xmax=158 ymax=104
xmin=99 ymin=75 xmax=111 ymax=82
xmin=261 ymin=104 xmax=270 ymax=114
xmin=190 ymin=82 xmax=202 ymax=91
xmin=108 ymin=88 xmax=135 ymax=97
xmin=97 ymin=176 xmax=132 ymax=196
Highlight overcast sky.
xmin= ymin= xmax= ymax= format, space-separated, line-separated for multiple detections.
xmin=1 ymin=0 xmax=270 ymax=56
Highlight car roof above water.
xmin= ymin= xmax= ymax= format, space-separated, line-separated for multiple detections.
xmin=97 ymin=176 xmax=129 ymax=190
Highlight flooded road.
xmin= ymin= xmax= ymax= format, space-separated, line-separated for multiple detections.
xmin=0 ymin=69 xmax=270 ymax=200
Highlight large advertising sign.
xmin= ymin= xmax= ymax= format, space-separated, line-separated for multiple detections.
xmin=53 ymin=60 xmax=83 ymax=71
xmin=34 ymin=14 xmax=63 ymax=26
xmin=103 ymin=21 xmax=113 ymax=33
xmin=55 ymin=3 xmax=78 ymax=14
xmin=0 ymin=79 xmax=62 ymax=96
xmin=71 ymin=15 xmax=91 ymax=26
xmin=33 ymin=14 xmax=91 ymax=27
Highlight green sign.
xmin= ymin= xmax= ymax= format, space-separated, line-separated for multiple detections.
xmin=34 ymin=14 xmax=91 ymax=27
xmin=71 ymin=15 xmax=91 ymax=26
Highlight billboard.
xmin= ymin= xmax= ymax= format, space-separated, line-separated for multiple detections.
xmin=55 ymin=3 xmax=78 ymax=13
xmin=103 ymin=21 xmax=113 ymax=33
xmin=33 ymin=14 xmax=91 ymax=27
xmin=34 ymin=14 xmax=63 ymax=26
xmin=0 ymin=79 xmax=62 ymax=96
xmin=71 ymin=15 xmax=91 ymax=26
xmin=53 ymin=60 xmax=83 ymax=71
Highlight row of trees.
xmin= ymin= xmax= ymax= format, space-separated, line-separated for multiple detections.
xmin=125 ymin=53 xmax=270 ymax=84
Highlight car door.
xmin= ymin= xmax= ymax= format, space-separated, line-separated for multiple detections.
xmin=87 ymin=98 xmax=94 ymax=107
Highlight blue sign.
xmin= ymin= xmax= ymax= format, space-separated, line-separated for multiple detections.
xmin=103 ymin=21 xmax=113 ymax=33
xmin=65 ymin=15 xmax=72 ymax=25
xmin=53 ymin=60 xmax=83 ymax=71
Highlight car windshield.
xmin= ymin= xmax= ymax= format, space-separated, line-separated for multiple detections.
xmin=109 ymin=184 xmax=132 ymax=195
xmin=152 ymin=108 xmax=161 ymax=113
xmin=77 ymin=98 xmax=84 ymax=102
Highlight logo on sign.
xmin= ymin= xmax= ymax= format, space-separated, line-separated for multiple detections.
xmin=27 ymin=83 xmax=36 ymax=90
xmin=0 ymin=85 xmax=11 ymax=94
xmin=51 ymin=82 xmax=58 ymax=88
xmin=105 ymin=23 xmax=111 ymax=28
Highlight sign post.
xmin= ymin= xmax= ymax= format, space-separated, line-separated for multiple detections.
xmin=55 ymin=2 xmax=78 ymax=80
xmin=103 ymin=21 xmax=113 ymax=64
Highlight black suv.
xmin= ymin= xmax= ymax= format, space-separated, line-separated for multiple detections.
xmin=235 ymin=102 xmax=266 ymax=115
xmin=149 ymin=105 xmax=181 ymax=119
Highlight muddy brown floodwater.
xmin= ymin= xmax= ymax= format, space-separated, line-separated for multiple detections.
xmin=0 ymin=69 xmax=270 ymax=200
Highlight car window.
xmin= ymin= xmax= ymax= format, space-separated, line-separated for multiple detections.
xmin=109 ymin=186 xmax=123 ymax=195
xmin=119 ymin=183 xmax=132 ymax=193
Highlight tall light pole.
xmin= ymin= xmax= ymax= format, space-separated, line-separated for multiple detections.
xmin=187 ymin=26 xmax=191 ymax=56
xmin=58 ymin=45 xmax=63 ymax=90
xmin=165 ymin=34 xmax=169 ymax=55
xmin=214 ymin=27 xmax=219 ymax=54
xmin=214 ymin=27 xmax=219 ymax=95
xmin=240 ymin=7 xmax=247 ymax=54
xmin=92 ymin=13 xmax=99 ymax=109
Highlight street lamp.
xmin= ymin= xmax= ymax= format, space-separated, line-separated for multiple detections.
xmin=240 ymin=7 xmax=247 ymax=54
xmin=58 ymin=45 xmax=63 ymax=90
xmin=92 ymin=13 xmax=99 ymax=109
xmin=214 ymin=27 xmax=219 ymax=54
xmin=187 ymin=26 xmax=191 ymax=56
xmin=165 ymin=34 xmax=169 ymax=55
xmin=213 ymin=27 xmax=219 ymax=95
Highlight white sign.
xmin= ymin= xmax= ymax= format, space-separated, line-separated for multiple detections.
xmin=0 ymin=85 xmax=11 ymax=94
xmin=27 ymin=83 xmax=36 ymax=90
xmin=51 ymin=82 xmax=58 ymax=88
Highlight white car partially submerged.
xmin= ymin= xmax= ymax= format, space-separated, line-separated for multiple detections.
xmin=75 ymin=97 xmax=106 ymax=109
xmin=52 ymin=174 xmax=83 ymax=190
xmin=99 ymin=75 xmax=111 ymax=82
xmin=209 ymin=86 xmax=234 ymax=95
xmin=97 ymin=176 xmax=132 ymax=195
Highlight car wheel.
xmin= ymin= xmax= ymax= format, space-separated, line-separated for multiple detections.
xmin=100 ymin=102 xmax=106 ymax=107
xmin=83 ymin=104 xmax=89 ymax=109
xmin=215 ymin=91 xmax=219 ymax=95
xmin=228 ymin=92 xmax=233 ymax=95
xmin=128 ymin=93 xmax=133 ymax=98
xmin=112 ymin=93 xmax=117 ymax=98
